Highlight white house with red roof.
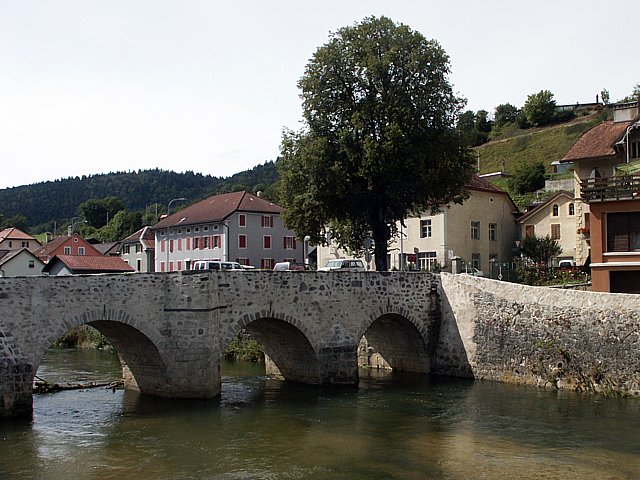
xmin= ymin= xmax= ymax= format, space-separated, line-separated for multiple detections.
xmin=0 ymin=248 xmax=45 ymax=277
xmin=0 ymin=227 xmax=41 ymax=253
xmin=152 ymin=191 xmax=303 ymax=271
xmin=318 ymin=175 xmax=520 ymax=274
xmin=119 ymin=226 xmax=156 ymax=272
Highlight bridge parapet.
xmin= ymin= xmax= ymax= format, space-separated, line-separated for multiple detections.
xmin=438 ymin=273 xmax=640 ymax=395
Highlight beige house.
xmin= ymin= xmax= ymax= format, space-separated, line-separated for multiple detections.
xmin=318 ymin=176 xmax=520 ymax=274
xmin=0 ymin=227 xmax=41 ymax=253
xmin=517 ymin=191 xmax=577 ymax=264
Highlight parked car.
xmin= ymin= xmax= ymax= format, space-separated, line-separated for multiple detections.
xmin=318 ymin=259 xmax=366 ymax=272
xmin=273 ymin=261 xmax=308 ymax=271
xmin=461 ymin=267 xmax=484 ymax=277
xmin=558 ymin=260 xmax=576 ymax=269
xmin=192 ymin=260 xmax=246 ymax=271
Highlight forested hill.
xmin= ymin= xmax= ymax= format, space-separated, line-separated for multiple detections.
xmin=0 ymin=162 xmax=278 ymax=229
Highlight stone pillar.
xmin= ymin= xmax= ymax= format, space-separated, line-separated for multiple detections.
xmin=317 ymin=343 xmax=359 ymax=384
xmin=0 ymin=359 xmax=34 ymax=419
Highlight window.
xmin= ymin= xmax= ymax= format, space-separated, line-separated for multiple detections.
xmin=161 ymin=240 xmax=166 ymax=253
xmin=568 ymin=203 xmax=575 ymax=216
xmin=236 ymin=258 xmax=250 ymax=266
xmin=263 ymin=235 xmax=272 ymax=249
xmin=186 ymin=238 xmax=191 ymax=251
xmin=552 ymin=204 xmax=559 ymax=216
xmin=177 ymin=239 xmax=183 ymax=251
xmin=420 ymin=219 xmax=432 ymax=238
xmin=212 ymin=235 xmax=221 ymax=248
xmin=261 ymin=258 xmax=275 ymax=269
xmin=239 ymin=214 xmax=246 ymax=227
xmin=551 ymin=224 xmax=561 ymax=240
xmin=417 ymin=251 xmax=437 ymax=271
xmin=135 ymin=244 xmax=142 ymax=253
xmin=489 ymin=223 xmax=497 ymax=241
xmin=136 ymin=259 xmax=142 ymax=271
xmin=471 ymin=221 xmax=480 ymax=240
xmin=193 ymin=237 xmax=199 ymax=249
xmin=64 ymin=246 xmax=71 ymax=255
xmin=202 ymin=236 xmax=209 ymax=249
xmin=21 ymin=241 xmax=28 ymax=248
xmin=78 ymin=247 xmax=85 ymax=255
xmin=631 ymin=141 xmax=640 ymax=159
xmin=160 ymin=261 xmax=165 ymax=272
xmin=284 ymin=236 xmax=296 ymax=249
xmin=122 ymin=245 xmax=131 ymax=254
xmin=607 ymin=212 xmax=640 ymax=252
xmin=471 ymin=253 xmax=481 ymax=270
xmin=170 ymin=239 xmax=174 ymax=253
xmin=239 ymin=235 xmax=247 ymax=249
xmin=177 ymin=261 xmax=182 ymax=271
xmin=262 ymin=215 xmax=273 ymax=228
xmin=28 ymin=260 xmax=35 ymax=269
xmin=525 ymin=225 xmax=535 ymax=239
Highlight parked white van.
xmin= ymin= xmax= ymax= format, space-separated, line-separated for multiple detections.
xmin=192 ymin=260 xmax=245 ymax=271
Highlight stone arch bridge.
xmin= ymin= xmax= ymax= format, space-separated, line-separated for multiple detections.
xmin=2 ymin=271 xmax=639 ymax=418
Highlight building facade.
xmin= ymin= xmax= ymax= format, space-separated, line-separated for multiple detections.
xmin=317 ymin=176 xmax=520 ymax=274
xmin=120 ymin=226 xmax=155 ymax=272
xmin=0 ymin=228 xmax=41 ymax=253
xmin=33 ymin=233 xmax=102 ymax=264
xmin=0 ymin=248 xmax=45 ymax=277
xmin=152 ymin=191 xmax=303 ymax=271
xmin=517 ymin=191 xmax=577 ymax=265
xmin=561 ymin=101 xmax=640 ymax=266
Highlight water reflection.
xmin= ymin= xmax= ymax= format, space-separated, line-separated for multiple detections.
xmin=0 ymin=349 xmax=639 ymax=479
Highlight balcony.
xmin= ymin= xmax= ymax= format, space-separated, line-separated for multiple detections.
xmin=580 ymin=175 xmax=640 ymax=203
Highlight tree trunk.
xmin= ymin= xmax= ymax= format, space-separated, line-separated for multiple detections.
xmin=371 ymin=218 xmax=390 ymax=272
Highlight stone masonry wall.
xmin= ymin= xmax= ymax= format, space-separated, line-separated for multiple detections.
xmin=438 ymin=272 xmax=640 ymax=396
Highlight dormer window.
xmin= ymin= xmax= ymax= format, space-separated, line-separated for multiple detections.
xmin=552 ymin=204 xmax=559 ymax=217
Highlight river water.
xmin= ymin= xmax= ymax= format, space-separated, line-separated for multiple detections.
xmin=1 ymin=348 xmax=639 ymax=480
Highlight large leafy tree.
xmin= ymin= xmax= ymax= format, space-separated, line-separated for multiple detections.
xmin=508 ymin=161 xmax=546 ymax=194
xmin=78 ymin=196 xmax=126 ymax=228
xmin=523 ymin=90 xmax=557 ymax=127
xmin=278 ymin=16 xmax=473 ymax=271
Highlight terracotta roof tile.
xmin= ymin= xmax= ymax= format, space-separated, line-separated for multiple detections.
xmin=44 ymin=255 xmax=134 ymax=273
xmin=0 ymin=227 xmax=37 ymax=241
xmin=467 ymin=175 xmax=507 ymax=194
xmin=153 ymin=191 xmax=282 ymax=229
xmin=561 ymin=121 xmax=632 ymax=162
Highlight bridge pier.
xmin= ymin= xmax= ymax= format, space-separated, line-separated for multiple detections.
xmin=0 ymin=359 xmax=34 ymax=419
xmin=317 ymin=343 xmax=359 ymax=384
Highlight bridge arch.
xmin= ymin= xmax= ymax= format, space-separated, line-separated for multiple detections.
xmin=33 ymin=307 xmax=170 ymax=397
xmin=226 ymin=312 xmax=321 ymax=384
xmin=358 ymin=306 xmax=431 ymax=373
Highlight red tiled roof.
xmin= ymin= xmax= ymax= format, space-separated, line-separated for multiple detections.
xmin=467 ymin=175 xmax=507 ymax=194
xmin=0 ymin=227 xmax=37 ymax=241
xmin=561 ymin=121 xmax=632 ymax=162
xmin=34 ymin=234 xmax=102 ymax=258
xmin=44 ymin=255 xmax=134 ymax=273
xmin=121 ymin=226 xmax=155 ymax=250
xmin=153 ymin=191 xmax=283 ymax=229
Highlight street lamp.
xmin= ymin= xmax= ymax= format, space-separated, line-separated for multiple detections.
xmin=70 ymin=217 xmax=87 ymax=235
xmin=165 ymin=197 xmax=186 ymax=272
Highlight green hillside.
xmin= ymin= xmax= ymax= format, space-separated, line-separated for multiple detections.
xmin=475 ymin=115 xmax=602 ymax=175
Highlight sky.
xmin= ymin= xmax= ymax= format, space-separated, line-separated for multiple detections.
xmin=1 ymin=1 xmax=639 ymax=189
